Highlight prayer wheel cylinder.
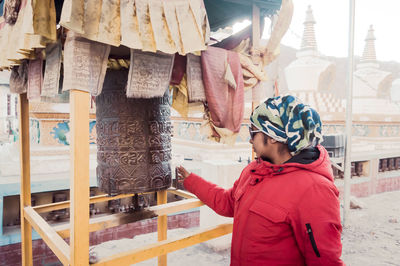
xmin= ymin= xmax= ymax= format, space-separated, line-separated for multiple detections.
xmin=96 ymin=70 xmax=172 ymax=195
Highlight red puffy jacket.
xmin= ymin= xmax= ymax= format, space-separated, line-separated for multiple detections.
xmin=183 ymin=145 xmax=344 ymax=265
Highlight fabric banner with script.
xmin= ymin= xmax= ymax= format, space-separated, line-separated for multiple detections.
xmin=41 ymin=41 xmax=62 ymax=97
xmin=171 ymin=74 xmax=189 ymax=118
xmin=60 ymin=0 xmax=209 ymax=55
xmin=186 ymin=53 xmax=206 ymax=103
xmin=126 ymin=49 xmax=174 ymax=99
xmin=9 ymin=60 xmax=28 ymax=94
xmin=170 ymin=54 xmax=186 ymax=86
xmin=27 ymin=57 xmax=43 ymax=100
xmin=62 ymin=31 xmax=110 ymax=96
xmin=0 ymin=0 xmax=56 ymax=70
xmin=201 ymin=46 xmax=244 ymax=145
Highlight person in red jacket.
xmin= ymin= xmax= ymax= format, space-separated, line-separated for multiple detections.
xmin=177 ymin=95 xmax=344 ymax=265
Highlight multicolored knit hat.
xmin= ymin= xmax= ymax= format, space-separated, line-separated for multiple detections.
xmin=250 ymin=95 xmax=323 ymax=155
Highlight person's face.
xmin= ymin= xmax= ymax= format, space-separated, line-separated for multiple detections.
xmin=249 ymin=126 xmax=270 ymax=159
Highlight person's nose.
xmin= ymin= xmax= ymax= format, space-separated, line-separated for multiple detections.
xmin=249 ymin=138 xmax=253 ymax=144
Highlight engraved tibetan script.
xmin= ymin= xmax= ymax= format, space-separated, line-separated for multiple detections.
xmin=97 ymin=70 xmax=172 ymax=195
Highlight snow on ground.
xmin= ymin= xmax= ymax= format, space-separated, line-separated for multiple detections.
xmin=91 ymin=191 xmax=400 ymax=265
xmin=90 ymin=228 xmax=231 ymax=265
xmin=341 ymin=191 xmax=400 ymax=266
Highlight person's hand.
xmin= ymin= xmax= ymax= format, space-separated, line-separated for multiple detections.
xmin=176 ymin=165 xmax=191 ymax=183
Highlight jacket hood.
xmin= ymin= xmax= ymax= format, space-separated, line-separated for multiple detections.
xmin=250 ymin=145 xmax=334 ymax=183
xmin=285 ymin=147 xmax=320 ymax=165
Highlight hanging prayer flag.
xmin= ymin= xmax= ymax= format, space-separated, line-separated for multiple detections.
xmin=62 ymin=31 xmax=110 ymax=96
xmin=41 ymin=41 xmax=62 ymax=97
xmin=9 ymin=60 xmax=28 ymax=94
xmin=186 ymin=54 xmax=206 ymax=102
xmin=27 ymin=57 xmax=43 ymax=100
xmin=126 ymin=50 xmax=174 ymax=98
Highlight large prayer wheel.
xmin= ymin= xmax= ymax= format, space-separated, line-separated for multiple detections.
xmin=96 ymin=70 xmax=172 ymax=195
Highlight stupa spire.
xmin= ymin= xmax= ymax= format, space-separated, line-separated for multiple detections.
xmin=361 ymin=25 xmax=377 ymax=62
xmin=300 ymin=6 xmax=317 ymax=51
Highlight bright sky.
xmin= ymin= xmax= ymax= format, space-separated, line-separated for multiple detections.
xmin=280 ymin=0 xmax=400 ymax=62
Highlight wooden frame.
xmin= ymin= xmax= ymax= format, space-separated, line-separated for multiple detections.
xmin=17 ymin=89 xmax=233 ymax=266
xmin=91 ymin=223 xmax=233 ymax=265
xmin=24 ymin=206 xmax=70 ymax=265
xmin=16 ymin=6 xmax=267 ymax=265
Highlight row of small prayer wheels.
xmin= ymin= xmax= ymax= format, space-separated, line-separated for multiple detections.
xmin=332 ymin=157 xmax=400 ymax=179
xmin=331 ymin=162 xmax=364 ymax=179
xmin=379 ymin=157 xmax=400 ymax=172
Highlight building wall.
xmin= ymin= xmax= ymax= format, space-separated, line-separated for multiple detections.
xmin=336 ymin=175 xmax=400 ymax=198
xmin=0 ymin=85 xmax=18 ymax=143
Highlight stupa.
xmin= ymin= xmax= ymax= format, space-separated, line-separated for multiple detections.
xmin=352 ymin=25 xmax=399 ymax=121
xmin=284 ymin=6 xmax=342 ymax=120
xmin=284 ymin=6 xmax=335 ymax=93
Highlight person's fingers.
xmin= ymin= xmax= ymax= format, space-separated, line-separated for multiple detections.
xmin=179 ymin=166 xmax=188 ymax=176
xmin=176 ymin=167 xmax=184 ymax=180
xmin=177 ymin=166 xmax=184 ymax=175
xmin=176 ymin=166 xmax=190 ymax=180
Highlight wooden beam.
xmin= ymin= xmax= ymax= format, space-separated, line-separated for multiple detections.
xmin=18 ymin=93 xmax=33 ymax=266
xmin=24 ymin=207 xmax=70 ymax=265
xmin=157 ymin=190 xmax=168 ymax=266
xmin=55 ymin=210 xmax=158 ymax=239
xmin=33 ymin=193 xmax=136 ymax=213
xmin=148 ymin=198 xmax=204 ymax=217
xmin=69 ymin=89 xmax=90 ymax=265
xmin=55 ymin=198 xmax=204 ymax=239
xmin=167 ymin=188 xmax=196 ymax=199
xmin=92 ymin=223 xmax=233 ymax=265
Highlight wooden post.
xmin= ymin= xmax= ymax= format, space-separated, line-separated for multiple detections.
xmin=252 ymin=3 xmax=260 ymax=52
xmin=157 ymin=190 xmax=168 ymax=266
xmin=70 ymin=90 xmax=90 ymax=265
xmin=18 ymin=93 xmax=33 ymax=265
xmin=251 ymin=3 xmax=260 ymax=160
xmin=343 ymin=0 xmax=356 ymax=227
